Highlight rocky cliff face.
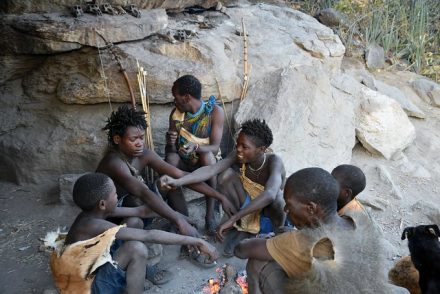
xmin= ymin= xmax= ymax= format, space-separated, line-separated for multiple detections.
xmin=0 ymin=3 xmax=346 ymax=183
xmin=1 ymin=3 xmax=440 ymax=237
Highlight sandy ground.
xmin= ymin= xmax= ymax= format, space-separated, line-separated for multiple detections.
xmin=0 ymin=182 xmax=246 ymax=294
xmin=1 ymin=93 xmax=439 ymax=294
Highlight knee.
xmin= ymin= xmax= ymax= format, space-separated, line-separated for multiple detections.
xmin=267 ymin=193 xmax=285 ymax=215
xmin=198 ymin=152 xmax=216 ymax=166
xmin=125 ymin=241 xmax=149 ymax=260
xmin=165 ymin=153 xmax=180 ymax=165
xmin=246 ymin=258 xmax=266 ymax=277
xmin=217 ymin=169 xmax=235 ymax=187
xmin=123 ymin=217 xmax=144 ymax=229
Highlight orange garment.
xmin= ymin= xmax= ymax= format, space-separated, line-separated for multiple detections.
xmin=338 ymin=198 xmax=366 ymax=215
xmin=50 ymin=226 xmax=123 ymax=294
xmin=266 ymin=228 xmax=336 ymax=278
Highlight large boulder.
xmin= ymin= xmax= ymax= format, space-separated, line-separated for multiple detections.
xmin=234 ymin=65 xmax=356 ymax=174
xmin=355 ymin=87 xmax=416 ymax=160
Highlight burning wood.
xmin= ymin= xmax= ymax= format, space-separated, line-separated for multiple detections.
xmin=203 ymin=264 xmax=248 ymax=294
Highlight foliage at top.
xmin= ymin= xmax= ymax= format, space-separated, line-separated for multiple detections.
xmin=295 ymin=0 xmax=440 ymax=82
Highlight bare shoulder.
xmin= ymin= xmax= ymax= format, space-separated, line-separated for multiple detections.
xmin=67 ymin=215 xmax=115 ymax=244
xmin=212 ymin=104 xmax=225 ymax=118
xmin=267 ymin=153 xmax=284 ymax=167
xmin=96 ymin=151 xmax=126 ymax=174
xmin=267 ymin=153 xmax=286 ymax=180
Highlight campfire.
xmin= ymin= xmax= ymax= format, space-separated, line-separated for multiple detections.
xmin=203 ymin=264 xmax=248 ymax=294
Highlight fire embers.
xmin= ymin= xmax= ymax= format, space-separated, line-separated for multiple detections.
xmin=203 ymin=264 xmax=248 ymax=294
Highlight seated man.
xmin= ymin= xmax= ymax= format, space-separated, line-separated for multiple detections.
xmin=234 ymin=167 xmax=391 ymax=294
xmin=161 ymin=119 xmax=286 ymax=256
xmin=96 ymin=105 xmax=236 ymax=266
xmin=50 ymin=173 xmax=217 ymax=294
xmin=331 ymin=164 xmax=367 ymax=215
xmin=165 ymin=75 xmax=225 ymax=235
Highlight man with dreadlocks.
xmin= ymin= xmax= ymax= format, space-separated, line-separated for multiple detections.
xmin=96 ymin=105 xmax=234 ymax=270
xmin=165 ymin=75 xmax=225 ymax=236
xmin=161 ymin=119 xmax=286 ymax=257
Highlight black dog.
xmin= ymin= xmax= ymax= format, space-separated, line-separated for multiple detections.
xmin=402 ymin=224 xmax=440 ymax=294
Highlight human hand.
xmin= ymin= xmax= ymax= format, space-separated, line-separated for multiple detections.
xmin=179 ymin=142 xmax=198 ymax=156
xmin=215 ymin=218 xmax=235 ymax=242
xmin=196 ymin=240 xmax=219 ymax=262
xmin=159 ymin=175 xmax=179 ymax=190
xmin=166 ymin=131 xmax=178 ymax=146
xmin=220 ymin=197 xmax=238 ymax=217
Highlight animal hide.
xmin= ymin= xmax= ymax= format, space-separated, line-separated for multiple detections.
xmin=49 ymin=226 xmax=123 ymax=294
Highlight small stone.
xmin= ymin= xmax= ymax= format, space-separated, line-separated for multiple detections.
xmin=196 ymin=15 xmax=204 ymax=23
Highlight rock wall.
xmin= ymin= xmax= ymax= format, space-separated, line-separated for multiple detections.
xmin=0 ymin=0 xmax=228 ymax=14
xmin=1 ymin=2 xmax=439 ymax=194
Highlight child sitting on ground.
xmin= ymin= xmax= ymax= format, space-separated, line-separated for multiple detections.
xmin=331 ymin=164 xmax=367 ymax=215
xmin=50 ymin=173 xmax=217 ymax=294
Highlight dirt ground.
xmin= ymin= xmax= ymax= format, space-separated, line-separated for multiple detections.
xmin=0 ymin=182 xmax=246 ymax=294
xmin=1 ymin=99 xmax=439 ymax=294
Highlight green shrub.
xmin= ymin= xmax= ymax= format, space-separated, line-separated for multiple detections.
xmin=299 ymin=0 xmax=439 ymax=80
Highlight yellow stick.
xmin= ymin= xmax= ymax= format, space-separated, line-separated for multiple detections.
xmin=240 ymin=18 xmax=249 ymax=102
xmin=136 ymin=60 xmax=155 ymax=183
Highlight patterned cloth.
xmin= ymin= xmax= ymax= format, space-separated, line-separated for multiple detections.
xmin=234 ymin=164 xmax=266 ymax=234
xmin=171 ymin=95 xmax=220 ymax=165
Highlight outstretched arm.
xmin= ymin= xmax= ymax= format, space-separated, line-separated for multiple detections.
xmin=160 ymin=152 xmax=237 ymax=188
xmin=116 ymin=228 xmax=218 ymax=262
xmin=109 ymin=205 xmax=158 ymax=219
xmin=148 ymin=150 xmax=237 ymax=215
xmin=234 ymin=238 xmax=273 ymax=261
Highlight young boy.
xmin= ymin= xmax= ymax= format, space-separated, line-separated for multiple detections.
xmin=234 ymin=167 xmax=390 ymax=294
xmin=331 ymin=164 xmax=367 ymax=215
xmin=50 ymin=173 xmax=217 ymax=294
xmin=161 ymin=119 xmax=286 ymax=256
